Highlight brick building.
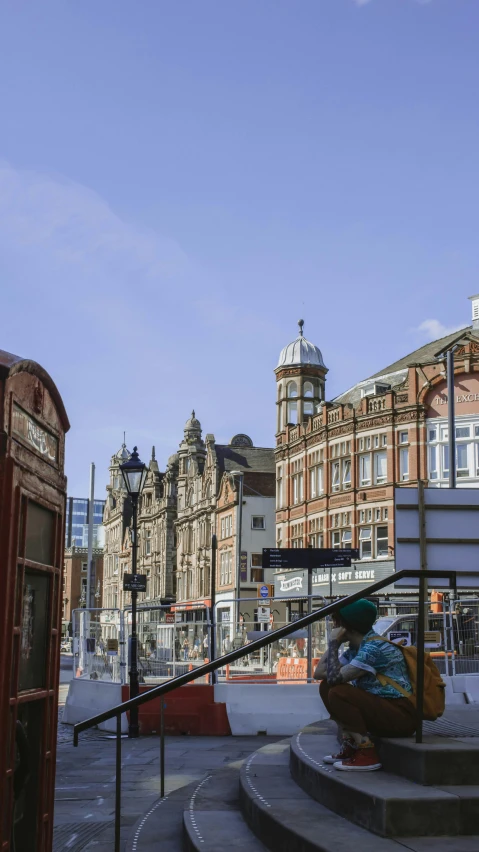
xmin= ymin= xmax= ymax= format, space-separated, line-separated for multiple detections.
xmin=62 ymin=546 xmax=104 ymax=634
xmin=275 ymin=299 xmax=479 ymax=595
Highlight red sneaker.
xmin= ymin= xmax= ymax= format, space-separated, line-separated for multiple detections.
xmin=334 ymin=746 xmax=382 ymax=772
xmin=323 ymin=739 xmax=355 ymax=765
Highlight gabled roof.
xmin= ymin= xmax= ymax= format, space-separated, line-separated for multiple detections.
xmin=369 ymin=326 xmax=473 ymax=378
xmin=334 ymin=326 xmax=476 ymax=406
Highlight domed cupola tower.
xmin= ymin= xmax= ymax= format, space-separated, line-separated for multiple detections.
xmin=275 ymin=320 xmax=328 ymax=433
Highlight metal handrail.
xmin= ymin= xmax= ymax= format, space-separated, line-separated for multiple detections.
xmin=72 ymin=568 xmax=467 ymax=852
xmin=73 ymin=568 xmax=459 ymax=741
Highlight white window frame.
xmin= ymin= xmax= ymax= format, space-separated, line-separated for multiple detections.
xmin=359 ymin=453 xmax=371 ymax=487
xmin=331 ymin=461 xmax=341 ymax=492
xmin=376 ymin=525 xmax=389 ymax=558
xmin=252 ymin=516 xmax=265 ymax=530
xmin=342 ymin=458 xmax=351 ymax=488
xmin=399 ymin=447 xmax=409 ymax=482
xmin=359 ymin=526 xmax=372 ymax=560
xmin=374 ymin=450 xmax=387 ymax=485
xmin=427 ymin=416 xmax=479 ymax=485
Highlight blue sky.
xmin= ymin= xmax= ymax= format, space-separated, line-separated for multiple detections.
xmin=0 ymin=0 xmax=477 ymax=497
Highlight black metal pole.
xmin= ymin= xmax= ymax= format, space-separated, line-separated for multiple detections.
xmin=416 ymin=480 xmax=427 ymax=744
xmin=129 ymin=498 xmax=139 ymax=737
xmin=115 ymin=713 xmax=122 ymax=852
xmin=160 ymin=701 xmax=165 ymax=798
xmin=447 ymin=348 xmax=456 ymax=488
xmin=210 ymin=534 xmax=217 ymax=685
xmin=307 ymin=567 xmax=312 ymax=681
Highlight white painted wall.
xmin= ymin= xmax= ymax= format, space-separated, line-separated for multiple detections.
xmin=240 ymin=494 xmax=276 ymax=591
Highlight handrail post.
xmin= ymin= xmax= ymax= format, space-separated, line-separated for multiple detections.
xmin=307 ymin=567 xmax=313 ymax=681
xmin=115 ymin=713 xmax=122 ymax=852
xmin=416 ymin=481 xmax=428 ymax=744
xmin=160 ymin=700 xmax=165 ymax=798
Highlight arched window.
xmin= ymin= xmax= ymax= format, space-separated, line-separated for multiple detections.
xmin=287 ymin=381 xmax=298 ymax=398
xmin=277 ymin=383 xmax=283 ymax=400
xmin=287 ymin=400 xmax=298 ymax=425
xmin=304 ymin=381 xmax=314 ymax=398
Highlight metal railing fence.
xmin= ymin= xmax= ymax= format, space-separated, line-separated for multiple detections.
xmin=72 ymin=569 xmax=474 ymax=852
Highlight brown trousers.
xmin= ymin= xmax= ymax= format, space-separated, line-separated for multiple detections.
xmin=320 ymin=680 xmax=417 ymax=737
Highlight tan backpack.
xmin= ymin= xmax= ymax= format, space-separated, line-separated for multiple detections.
xmin=370 ymin=636 xmax=446 ymax=722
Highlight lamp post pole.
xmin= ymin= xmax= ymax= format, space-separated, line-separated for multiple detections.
xmin=119 ymin=446 xmax=148 ymax=740
xmin=129 ymin=495 xmax=140 ymax=737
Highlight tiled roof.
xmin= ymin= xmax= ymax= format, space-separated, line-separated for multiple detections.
xmin=215 ymin=445 xmax=275 ymax=474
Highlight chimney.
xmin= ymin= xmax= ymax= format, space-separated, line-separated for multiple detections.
xmin=469 ymin=294 xmax=479 ymax=331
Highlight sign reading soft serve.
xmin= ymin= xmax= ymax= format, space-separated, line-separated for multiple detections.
xmin=274 ymin=561 xmax=395 ymax=598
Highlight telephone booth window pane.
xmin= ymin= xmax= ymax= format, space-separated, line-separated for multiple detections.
xmin=25 ymin=501 xmax=54 ymax=565
xmin=18 ymin=570 xmax=50 ymax=691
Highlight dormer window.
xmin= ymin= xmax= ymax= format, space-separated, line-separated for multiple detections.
xmin=361 ymin=382 xmax=391 ymax=398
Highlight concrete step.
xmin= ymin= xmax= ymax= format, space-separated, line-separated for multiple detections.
xmin=239 ymin=740 xmax=407 ymax=852
xmin=290 ymin=732 xmax=479 ymax=837
xmin=183 ymin=767 xmax=267 ymax=851
xmin=377 ymin=735 xmax=479 ymax=785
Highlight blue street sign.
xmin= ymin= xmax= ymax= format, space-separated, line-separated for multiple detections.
xmin=260 ymin=585 xmax=269 ymax=598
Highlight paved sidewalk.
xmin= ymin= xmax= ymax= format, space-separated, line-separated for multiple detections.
xmin=54 ymin=699 xmax=280 ymax=852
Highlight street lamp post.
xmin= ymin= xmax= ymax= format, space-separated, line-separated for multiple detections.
xmin=119 ymin=446 xmax=148 ymax=738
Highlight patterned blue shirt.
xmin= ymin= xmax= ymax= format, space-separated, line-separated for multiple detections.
xmin=340 ymin=630 xmax=412 ymax=699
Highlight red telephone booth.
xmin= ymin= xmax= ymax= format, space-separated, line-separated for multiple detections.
xmin=0 ymin=350 xmax=69 ymax=852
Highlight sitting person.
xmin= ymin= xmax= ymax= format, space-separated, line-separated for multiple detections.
xmin=314 ymin=598 xmax=416 ymax=772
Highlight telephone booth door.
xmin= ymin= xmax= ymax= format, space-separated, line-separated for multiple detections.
xmin=0 ymin=350 xmax=69 ymax=852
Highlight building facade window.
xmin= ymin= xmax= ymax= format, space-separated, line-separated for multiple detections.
xmin=220 ymin=515 xmax=233 ymax=539
xmin=308 ymin=449 xmax=324 ymax=498
xmin=291 ymin=522 xmax=304 ymax=548
xmin=428 ymin=418 xmax=479 ymax=483
xmin=251 ymin=553 xmax=263 ymax=582
xmin=276 ymin=466 xmax=283 ymax=507
xmin=359 ymin=450 xmax=387 ymax=486
xmin=287 ymin=381 xmax=298 ymax=424
xmin=399 ymin=447 xmax=409 ymax=481
xmin=359 ymin=526 xmax=372 ymax=559
xmin=145 ymin=529 xmax=151 ymax=555
xmin=252 ymin=516 xmax=265 ymax=530
xmin=220 ymin=551 xmax=233 ymax=585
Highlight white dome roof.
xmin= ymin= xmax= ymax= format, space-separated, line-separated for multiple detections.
xmin=277 ymin=320 xmax=325 ymax=369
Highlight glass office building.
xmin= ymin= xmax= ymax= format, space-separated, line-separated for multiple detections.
xmin=65 ymin=497 xmax=105 ymax=548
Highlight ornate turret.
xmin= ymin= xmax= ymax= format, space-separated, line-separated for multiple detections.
xmin=275 ymin=320 xmax=328 ymax=433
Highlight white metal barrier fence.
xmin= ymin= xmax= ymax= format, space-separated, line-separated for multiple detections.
xmin=72 ymin=608 xmax=126 ymax=683
xmin=72 ymin=594 xmax=479 ymax=685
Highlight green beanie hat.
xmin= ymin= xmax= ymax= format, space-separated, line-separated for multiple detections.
xmin=338 ymin=599 xmax=377 ymax=634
